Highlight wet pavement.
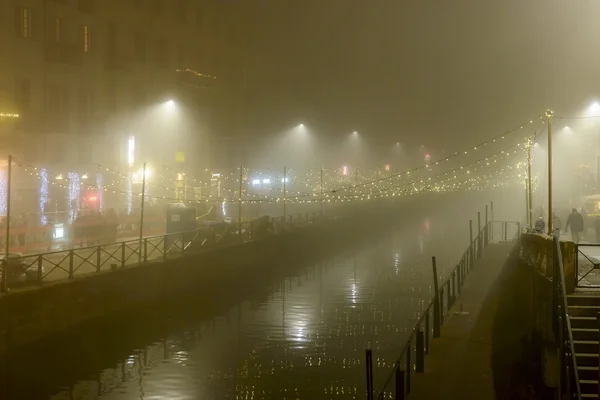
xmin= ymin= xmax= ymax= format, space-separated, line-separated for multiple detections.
xmin=1 ymin=212 xmax=469 ymax=400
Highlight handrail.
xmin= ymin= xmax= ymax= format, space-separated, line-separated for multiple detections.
xmin=553 ymin=237 xmax=582 ymax=399
xmin=0 ymin=211 xmax=330 ymax=292
xmin=372 ymin=217 xmax=516 ymax=399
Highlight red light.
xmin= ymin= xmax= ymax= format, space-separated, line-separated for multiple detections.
xmin=425 ymin=153 xmax=431 ymax=159
xmin=88 ymin=196 xmax=97 ymax=202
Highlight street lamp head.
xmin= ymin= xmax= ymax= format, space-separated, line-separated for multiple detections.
xmin=593 ymin=102 xmax=600 ymax=110
xmin=298 ymin=123 xmax=305 ymax=129
xmin=352 ymin=131 xmax=358 ymax=135
xmin=164 ymin=100 xmax=176 ymax=111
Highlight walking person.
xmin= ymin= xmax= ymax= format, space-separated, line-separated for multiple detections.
xmin=566 ymin=208 xmax=584 ymax=243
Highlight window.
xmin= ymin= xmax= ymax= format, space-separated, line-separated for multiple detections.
xmin=15 ymin=78 xmax=31 ymax=111
xmin=134 ymin=33 xmax=146 ymax=63
xmin=15 ymin=6 xmax=31 ymax=39
xmin=83 ymin=25 xmax=90 ymax=52
xmin=54 ymin=17 xmax=61 ymax=43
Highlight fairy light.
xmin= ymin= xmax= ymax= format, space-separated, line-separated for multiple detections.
xmin=40 ymin=168 xmax=49 ymax=225
xmin=68 ymin=172 xmax=81 ymax=223
xmin=96 ymin=173 xmax=103 ymax=213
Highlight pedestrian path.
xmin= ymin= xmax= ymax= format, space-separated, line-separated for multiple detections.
xmin=407 ymin=242 xmax=515 ymax=400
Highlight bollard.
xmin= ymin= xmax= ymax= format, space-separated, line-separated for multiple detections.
xmin=395 ymin=367 xmax=405 ymax=400
xmin=406 ymin=341 xmax=411 ymax=395
xmin=431 ymin=257 xmax=441 ymax=338
xmin=416 ymin=330 xmax=425 ymax=373
xmin=365 ymin=349 xmax=374 ymax=400
xmin=425 ymin=310 xmax=430 ymax=354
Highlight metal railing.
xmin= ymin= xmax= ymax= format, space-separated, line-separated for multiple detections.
xmin=0 ymin=212 xmax=327 ymax=292
xmin=364 ymin=216 xmax=520 ymax=400
xmin=574 ymin=243 xmax=600 ymax=287
xmin=520 ymin=232 xmax=582 ymax=400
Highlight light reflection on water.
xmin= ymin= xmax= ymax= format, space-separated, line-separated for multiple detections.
xmin=12 ymin=219 xmax=464 ymax=400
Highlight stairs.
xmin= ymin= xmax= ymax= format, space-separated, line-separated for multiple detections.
xmin=568 ymin=293 xmax=600 ymax=398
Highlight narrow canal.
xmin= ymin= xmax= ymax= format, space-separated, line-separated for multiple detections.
xmin=2 ymin=204 xmax=472 ymax=400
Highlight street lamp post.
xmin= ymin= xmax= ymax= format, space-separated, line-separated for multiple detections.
xmin=546 ymin=110 xmax=553 ymax=235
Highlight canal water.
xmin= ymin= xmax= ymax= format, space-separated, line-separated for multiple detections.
xmin=3 ymin=207 xmax=470 ymax=400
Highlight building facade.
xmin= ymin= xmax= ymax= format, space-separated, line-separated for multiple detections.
xmin=0 ymin=0 xmax=247 ymax=174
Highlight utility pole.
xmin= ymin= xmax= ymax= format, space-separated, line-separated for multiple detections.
xmin=283 ymin=167 xmax=287 ymax=223
xmin=3 ymin=155 xmax=12 ymax=292
xmin=238 ymin=165 xmax=243 ymax=241
xmin=320 ymin=166 xmax=324 ymax=217
xmin=546 ymin=111 xmax=553 ymax=235
xmin=526 ymin=136 xmax=533 ymax=227
xmin=139 ymin=162 xmax=146 ymax=263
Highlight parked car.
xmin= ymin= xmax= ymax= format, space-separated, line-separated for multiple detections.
xmin=0 ymin=253 xmax=43 ymax=287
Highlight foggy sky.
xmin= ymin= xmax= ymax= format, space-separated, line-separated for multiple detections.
xmin=244 ymin=0 xmax=600 ymax=152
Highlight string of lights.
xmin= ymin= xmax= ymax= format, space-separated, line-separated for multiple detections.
xmin=330 ymin=116 xmax=542 ymax=194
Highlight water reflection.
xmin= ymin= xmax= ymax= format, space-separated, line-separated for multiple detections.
xmin=4 ymin=217 xmax=467 ymax=400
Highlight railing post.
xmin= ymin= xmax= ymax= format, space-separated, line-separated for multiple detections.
xmin=447 ymin=279 xmax=452 ymax=308
xmin=469 ymin=220 xmax=474 ymax=268
xmin=143 ymin=238 xmax=148 ymax=262
xmin=432 ymin=257 xmax=440 ymax=338
xmin=477 ymin=211 xmax=482 ymax=258
xmin=425 ymin=310 xmax=430 ymax=354
xmin=96 ymin=246 xmax=101 ymax=272
xmin=416 ymin=330 xmax=424 ymax=373
xmin=457 ymin=261 xmax=462 ymax=294
xmin=37 ymin=254 xmax=43 ymax=282
xmin=440 ymin=286 xmax=445 ymax=325
xmin=395 ymin=367 xmax=405 ymax=400
xmin=121 ymin=242 xmax=125 ymax=267
xmin=365 ymin=349 xmax=374 ymax=400
xmin=406 ymin=341 xmax=411 ymax=395
xmin=69 ymin=250 xmax=74 ymax=279
xmin=485 ymin=205 xmax=489 ymax=247
xmin=504 ymin=221 xmax=507 ymax=242
xmin=163 ymin=235 xmax=167 ymax=260
xmin=452 ymin=271 xmax=457 ymax=301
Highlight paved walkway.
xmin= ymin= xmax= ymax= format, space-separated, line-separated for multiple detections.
xmin=408 ymin=241 xmax=515 ymax=400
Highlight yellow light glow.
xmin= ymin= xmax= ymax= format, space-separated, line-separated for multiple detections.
xmin=0 ymin=113 xmax=19 ymax=118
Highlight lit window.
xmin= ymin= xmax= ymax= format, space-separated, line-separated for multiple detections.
xmin=18 ymin=7 xmax=31 ymax=39
xmin=83 ymin=25 xmax=90 ymax=52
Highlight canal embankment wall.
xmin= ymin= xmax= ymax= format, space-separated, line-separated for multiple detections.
xmin=0 ymin=207 xmax=403 ymax=355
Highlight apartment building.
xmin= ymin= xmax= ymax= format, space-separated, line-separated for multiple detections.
xmin=0 ymin=0 xmax=246 ymax=173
